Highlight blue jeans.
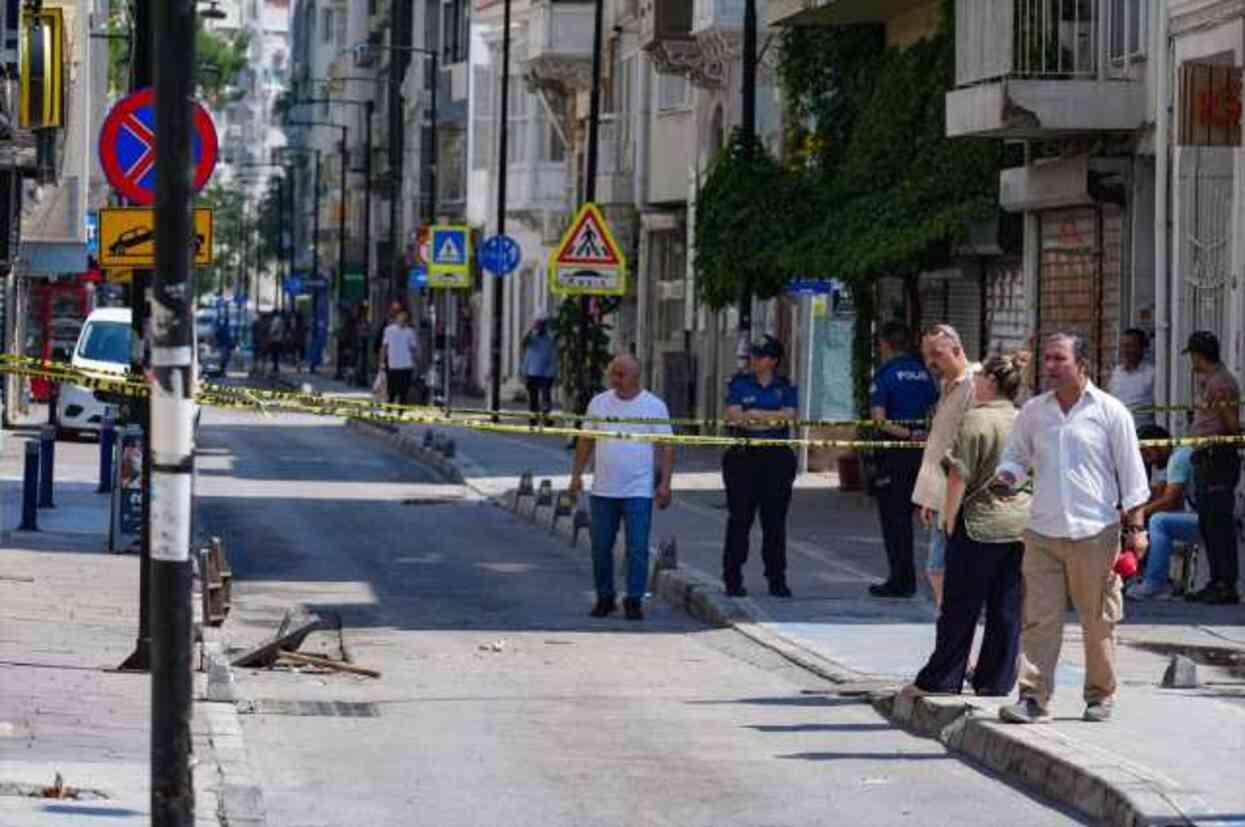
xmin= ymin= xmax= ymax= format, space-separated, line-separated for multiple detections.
xmin=590 ymin=495 xmax=653 ymax=600
xmin=1143 ymin=511 xmax=1201 ymax=589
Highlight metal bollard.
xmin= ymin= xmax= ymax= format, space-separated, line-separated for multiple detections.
xmin=98 ymin=415 xmax=116 ymax=494
xmin=38 ymin=426 xmax=55 ymax=509
xmin=19 ymin=440 xmax=39 ymax=531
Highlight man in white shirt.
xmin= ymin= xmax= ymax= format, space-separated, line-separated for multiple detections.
xmin=992 ymin=332 xmax=1150 ymax=724
xmin=379 ymin=309 xmax=418 ymax=404
xmin=569 ymin=355 xmax=675 ymax=621
xmin=1107 ymin=328 xmax=1155 ymax=428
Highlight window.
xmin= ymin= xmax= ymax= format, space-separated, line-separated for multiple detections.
xmin=1108 ymin=0 xmax=1147 ymax=64
xmin=471 ymin=65 xmax=494 ymax=170
xmin=335 ymin=6 xmax=347 ymax=47
xmin=442 ymin=0 xmax=468 ymax=64
xmin=657 ymin=71 xmax=688 ymax=112
xmin=321 ymin=9 xmax=333 ymax=44
xmin=507 ymin=76 xmax=528 ymax=164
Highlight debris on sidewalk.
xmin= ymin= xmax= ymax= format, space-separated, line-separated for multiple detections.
xmin=230 ymin=609 xmax=340 ymax=668
xmin=1162 ymin=654 xmax=1199 ymax=689
xmin=478 ymin=639 xmax=506 ymax=653
xmin=276 ymin=650 xmax=381 ymax=679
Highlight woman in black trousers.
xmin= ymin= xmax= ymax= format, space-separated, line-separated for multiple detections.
xmin=905 ymin=354 xmax=1030 ymax=697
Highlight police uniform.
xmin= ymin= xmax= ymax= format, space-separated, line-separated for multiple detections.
xmin=722 ymin=368 xmax=799 ymax=596
xmin=869 ymin=352 xmax=938 ymax=594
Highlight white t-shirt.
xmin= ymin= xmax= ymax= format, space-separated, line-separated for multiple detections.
xmin=382 ymin=324 xmax=418 ymax=370
xmin=585 ymin=389 xmax=673 ymax=499
xmin=1108 ymin=362 xmax=1155 ymax=427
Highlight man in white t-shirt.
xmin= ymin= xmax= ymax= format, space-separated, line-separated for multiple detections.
xmin=380 ymin=309 xmax=418 ymax=404
xmin=1107 ymin=328 xmax=1155 ymax=428
xmin=568 ymin=355 xmax=675 ymax=621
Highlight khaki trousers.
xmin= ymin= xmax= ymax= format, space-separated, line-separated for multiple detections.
xmin=1018 ymin=525 xmax=1123 ymax=707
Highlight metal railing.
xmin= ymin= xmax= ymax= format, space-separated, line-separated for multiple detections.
xmin=957 ymin=0 xmax=1145 ymax=86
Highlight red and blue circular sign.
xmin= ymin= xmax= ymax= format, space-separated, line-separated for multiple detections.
xmin=98 ymin=87 xmax=219 ymax=206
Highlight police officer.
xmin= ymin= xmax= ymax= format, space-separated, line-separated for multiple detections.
xmin=722 ymin=335 xmax=799 ymax=598
xmin=867 ymin=322 xmax=938 ymax=597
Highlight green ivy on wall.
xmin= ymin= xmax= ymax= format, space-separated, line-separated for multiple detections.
xmin=693 ymin=0 xmax=1006 ymax=413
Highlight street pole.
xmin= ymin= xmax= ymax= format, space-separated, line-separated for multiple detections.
xmin=428 ymin=51 xmax=452 ymax=412
xmin=389 ymin=4 xmax=414 ymax=298
xmin=337 ymin=128 xmax=348 ymax=375
xmin=577 ymin=0 xmax=605 ymax=415
xmin=490 ymin=0 xmax=511 ymax=419
xmin=360 ymin=100 xmax=373 ymax=386
xmin=313 ymin=149 xmax=321 ymax=353
xmin=737 ymin=0 xmax=757 ymax=368
xmin=151 ymin=0 xmax=197 ymax=821
xmin=119 ymin=0 xmax=154 ymax=674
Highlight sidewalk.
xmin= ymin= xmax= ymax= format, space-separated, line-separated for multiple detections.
xmin=285 ymin=369 xmax=1245 ymax=827
xmin=0 ymin=431 xmax=264 ymax=825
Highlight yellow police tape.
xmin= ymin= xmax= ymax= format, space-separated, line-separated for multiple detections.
xmin=4 ymin=353 xmax=1245 ymax=452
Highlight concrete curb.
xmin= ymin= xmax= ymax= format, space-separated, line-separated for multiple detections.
xmin=345 ymin=418 xmax=466 ymax=484
xmin=495 ymin=487 xmax=1193 ymax=827
xmin=196 ymin=630 xmax=268 ymax=825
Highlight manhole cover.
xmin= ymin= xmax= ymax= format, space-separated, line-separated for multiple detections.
xmin=239 ymin=699 xmax=380 ymax=718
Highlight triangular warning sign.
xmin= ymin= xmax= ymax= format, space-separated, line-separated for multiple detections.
xmin=555 ymin=204 xmax=622 ymax=267
xmin=436 ymin=235 xmax=463 ymax=264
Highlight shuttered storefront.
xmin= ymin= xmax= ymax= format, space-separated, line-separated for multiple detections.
xmin=1037 ymin=205 xmax=1124 ymax=386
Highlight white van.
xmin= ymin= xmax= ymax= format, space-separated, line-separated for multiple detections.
xmin=55 ymin=307 xmax=132 ymax=437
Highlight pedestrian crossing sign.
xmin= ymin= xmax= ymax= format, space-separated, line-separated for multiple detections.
xmin=428 ymin=224 xmax=472 ymax=289
xmin=549 ymin=203 xmax=627 ymax=296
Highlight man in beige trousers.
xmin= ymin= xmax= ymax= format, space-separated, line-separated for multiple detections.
xmin=992 ymin=332 xmax=1150 ymax=724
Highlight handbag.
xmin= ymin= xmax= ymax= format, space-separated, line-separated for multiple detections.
xmin=371 ymin=369 xmax=387 ymax=403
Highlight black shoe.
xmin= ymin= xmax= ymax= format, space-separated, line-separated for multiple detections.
xmin=589 ymin=596 xmax=617 ymax=617
xmin=1200 ymin=582 xmax=1241 ymax=605
xmin=768 ymin=579 xmax=792 ymax=598
xmin=623 ymin=597 xmax=643 ymax=621
xmin=725 ymin=584 xmax=748 ymax=598
xmin=1186 ymin=582 xmax=1223 ymax=603
xmin=869 ymin=581 xmax=915 ymax=598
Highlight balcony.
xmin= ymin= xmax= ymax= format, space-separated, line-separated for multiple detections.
xmin=946 ymin=0 xmax=1148 ymax=138
xmin=640 ymin=0 xmax=701 ymax=78
xmin=524 ymin=1 xmax=595 ymax=94
xmin=596 ymin=115 xmax=634 ymax=206
xmin=506 ymin=161 xmax=567 ymax=218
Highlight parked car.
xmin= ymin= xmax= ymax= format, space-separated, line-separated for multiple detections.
xmin=55 ymin=307 xmax=203 ymax=440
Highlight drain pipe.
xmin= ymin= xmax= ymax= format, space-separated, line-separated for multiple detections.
xmin=1154 ymin=0 xmax=1171 ymax=424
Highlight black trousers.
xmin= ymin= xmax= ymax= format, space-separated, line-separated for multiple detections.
xmin=387 ymin=368 xmax=413 ymax=405
xmin=722 ymin=446 xmax=797 ymax=588
xmin=915 ymin=520 xmax=1023 ymax=696
xmin=873 ymin=451 xmax=921 ymax=592
xmin=1195 ymin=448 xmax=1241 ymax=588
xmin=526 ymin=377 xmax=554 ymax=421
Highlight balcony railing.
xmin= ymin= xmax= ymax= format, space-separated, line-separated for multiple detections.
xmin=527 ymin=1 xmax=595 ymax=64
xmin=957 ymin=0 xmax=1145 ymax=87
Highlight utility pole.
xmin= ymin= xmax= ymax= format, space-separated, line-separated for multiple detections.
xmin=490 ymin=0 xmax=511 ymax=418
xmin=119 ymin=0 xmax=154 ymax=674
xmin=388 ymin=2 xmax=413 ymax=298
xmin=360 ymin=100 xmax=373 ymax=385
xmin=577 ymin=0 xmax=605 ymax=414
xmin=151 ymin=0 xmax=197 ymax=821
xmin=737 ymin=0 xmax=758 ymax=368
xmin=313 ymin=149 xmax=321 ymax=325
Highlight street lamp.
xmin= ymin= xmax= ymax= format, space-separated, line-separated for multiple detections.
xmin=290 ymin=97 xmax=374 ymax=385
xmin=348 ymin=40 xmax=443 ymax=402
xmin=274 ymin=145 xmax=323 ymax=319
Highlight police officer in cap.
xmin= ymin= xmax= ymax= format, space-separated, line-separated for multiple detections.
xmin=722 ymin=335 xmax=799 ymax=598
xmin=867 ymin=322 xmax=938 ymax=597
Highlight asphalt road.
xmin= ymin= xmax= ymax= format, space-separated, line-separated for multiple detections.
xmin=195 ymin=404 xmax=1088 ymax=827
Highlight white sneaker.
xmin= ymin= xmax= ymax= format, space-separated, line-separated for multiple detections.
xmin=1126 ymin=580 xmax=1172 ymax=600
